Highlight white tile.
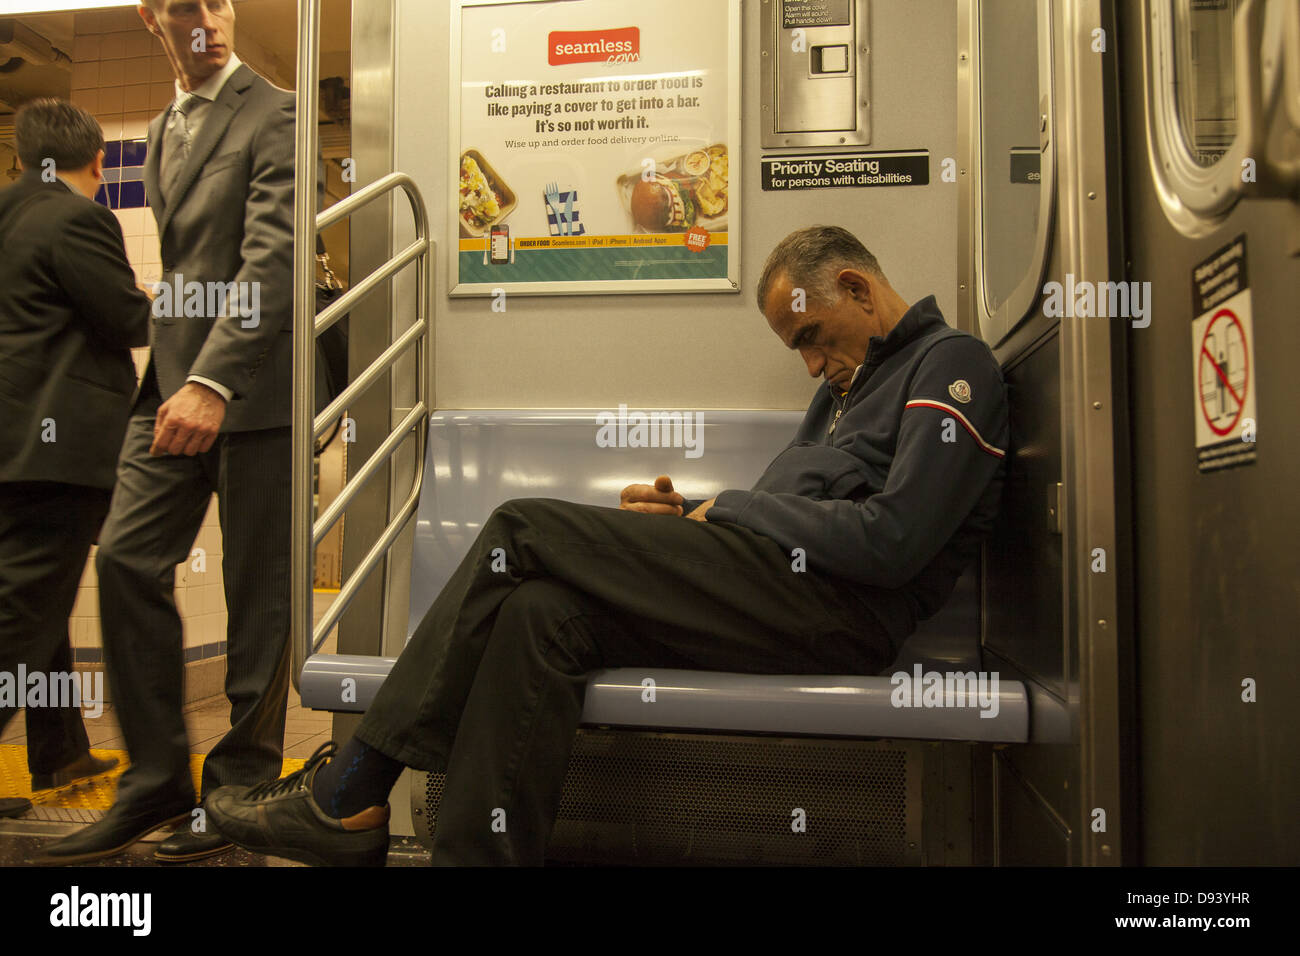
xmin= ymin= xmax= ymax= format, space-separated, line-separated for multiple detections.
xmin=71 ymin=61 xmax=99 ymax=91
xmin=123 ymin=84 xmax=151 ymax=112
xmin=99 ymin=58 xmax=125 ymax=87
xmin=122 ymin=56 xmax=151 ymax=86
xmin=73 ymin=35 xmax=101 ymax=61
xmin=125 ymin=30 xmax=152 ymax=59
xmin=151 ymin=56 xmax=176 ymax=84
xmin=115 ymin=207 xmax=145 ymax=237
xmin=97 ymin=86 xmax=122 ymax=114
xmin=123 ymin=112 xmax=152 ymax=139
xmin=99 ymin=33 xmax=125 ymax=60
xmin=96 ymin=114 xmax=123 ymax=141
xmin=71 ymin=88 xmax=100 ymax=112
xmin=150 ymin=84 xmax=172 ymax=110
xmin=124 ymin=235 xmax=145 ymax=272
xmin=79 ymin=556 xmax=97 ymax=588
xmin=72 ymin=586 xmax=93 ymax=617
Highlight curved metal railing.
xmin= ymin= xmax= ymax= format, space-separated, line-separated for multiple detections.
xmin=291 ymin=0 xmax=431 ymax=689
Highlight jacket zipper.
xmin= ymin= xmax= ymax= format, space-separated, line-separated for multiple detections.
xmin=828 ymin=361 xmax=869 ymax=437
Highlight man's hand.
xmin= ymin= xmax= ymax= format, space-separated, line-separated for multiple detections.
xmin=150 ymin=382 xmax=227 ymax=457
xmin=684 ymin=497 xmax=717 ymax=522
xmin=620 ymin=475 xmax=685 ymax=515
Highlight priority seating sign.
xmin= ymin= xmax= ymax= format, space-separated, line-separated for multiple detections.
xmin=1190 ymin=235 xmax=1257 ymax=472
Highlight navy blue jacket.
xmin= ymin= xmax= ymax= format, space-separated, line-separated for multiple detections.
xmin=706 ymin=295 xmax=1009 ymax=641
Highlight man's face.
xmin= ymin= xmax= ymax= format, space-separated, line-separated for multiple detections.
xmin=762 ymin=269 xmax=883 ymax=391
xmin=140 ymin=0 xmax=234 ymax=87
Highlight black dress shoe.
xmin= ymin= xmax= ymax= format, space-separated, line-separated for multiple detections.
xmin=205 ymin=742 xmax=390 ymax=867
xmin=154 ymin=826 xmax=234 ymax=863
xmin=0 ymin=797 xmax=32 ymax=819
xmin=41 ymin=797 xmax=194 ymax=865
xmin=31 ymin=752 xmax=119 ymax=791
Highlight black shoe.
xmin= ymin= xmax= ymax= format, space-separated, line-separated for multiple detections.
xmin=0 ymin=797 xmax=32 ymax=819
xmin=40 ymin=796 xmax=194 ymax=865
xmin=204 ymin=742 xmax=390 ymax=867
xmin=31 ymin=752 xmax=119 ymax=791
xmin=154 ymin=826 xmax=234 ymax=863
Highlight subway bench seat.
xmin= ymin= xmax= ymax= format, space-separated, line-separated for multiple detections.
xmin=300 ymin=409 xmax=1028 ymax=744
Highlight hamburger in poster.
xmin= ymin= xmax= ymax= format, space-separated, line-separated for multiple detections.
xmin=620 ymin=143 xmax=728 ymax=233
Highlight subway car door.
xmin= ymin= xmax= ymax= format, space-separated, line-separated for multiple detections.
xmin=959 ymin=0 xmax=1134 ymax=865
xmin=1118 ymin=0 xmax=1300 ymax=864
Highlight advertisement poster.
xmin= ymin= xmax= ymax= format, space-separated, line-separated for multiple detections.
xmin=450 ymin=0 xmax=741 ymax=295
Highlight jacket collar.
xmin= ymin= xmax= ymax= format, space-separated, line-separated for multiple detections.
xmin=146 ymin=61 xmax=256 ymax=237
xmin=863 ymin=294 xmax=947 ymax=369
xmin=829 ymin=295 xmax=947 ymax=398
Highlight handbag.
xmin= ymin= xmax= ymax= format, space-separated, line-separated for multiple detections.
xmin=314 ymin=236 xmax=349 ymax=454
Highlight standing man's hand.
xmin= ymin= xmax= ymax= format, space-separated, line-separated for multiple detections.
xmin=684 ymin=497 xmax=717 ymax=522
xmin=151 ymin=382 xmax=227 ymax=456
xmin=620 ymin=475 xmax=685 ymax=515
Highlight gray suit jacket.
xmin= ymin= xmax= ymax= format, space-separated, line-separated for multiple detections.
xmin=144 ymin=63 xmax=297 ymax=432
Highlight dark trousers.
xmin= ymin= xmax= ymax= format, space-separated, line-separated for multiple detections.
xmin=356 ymin=498 xmax=897 ymax=865
xmin=95 ymin=378 xmax=292 ymax=808
xmin=0 ymin=481 xmax=109 ymax=775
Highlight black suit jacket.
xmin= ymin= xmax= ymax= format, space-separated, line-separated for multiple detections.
xmin=0 ymin=170 xmax=150 ymax=489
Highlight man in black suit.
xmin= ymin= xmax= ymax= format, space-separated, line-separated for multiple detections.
xmin=0 ymin=99 xmax=148 ymax=818
xmin=44 ymin=0 xmax=304 ymax=864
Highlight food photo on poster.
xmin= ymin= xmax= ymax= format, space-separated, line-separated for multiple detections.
xmin=450 ymin=0 xmax=740 ymax=294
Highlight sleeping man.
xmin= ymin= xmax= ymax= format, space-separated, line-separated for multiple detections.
xmin=203 ymin=224 xmax=1009 ymax=866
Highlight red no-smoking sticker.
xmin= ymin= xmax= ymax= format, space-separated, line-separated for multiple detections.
xmin=1189 ymin=235 xmax=1257 ymax=473
xmin=1197 ymin=308 xmax=1249 ymax=437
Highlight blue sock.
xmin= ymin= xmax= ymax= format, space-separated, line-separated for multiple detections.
xmin=311 ymin=737 xmax=404 ymax=819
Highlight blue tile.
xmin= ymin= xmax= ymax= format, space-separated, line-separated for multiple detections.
xmin=184 ymin=645 xmax=201 ymax=663
xmin=216 ymin=640 xmax=227 ymax=656
xmin=120 ymin=181 xmax=145 ymax=207
xmin=118 ymin=166 xmax=142 ymax=182
xmin=121 ymin=138 xmax=147 ymax=167
xmin=94 ymin=185 xmax=109 ymax=207
xmin=103 ymin=140 xmax=122 ymax=168
xmin=73 ymin=647 xmax=103 ymax=664
xmin=104 ymin=182 xmax=120 ymax=208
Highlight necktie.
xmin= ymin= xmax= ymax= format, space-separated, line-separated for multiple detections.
xmin=160 ymin=92 xmax=195 ymax=201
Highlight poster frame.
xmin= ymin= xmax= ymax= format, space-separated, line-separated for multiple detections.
xmin=447 ymin=0 xmax=742 ymax=297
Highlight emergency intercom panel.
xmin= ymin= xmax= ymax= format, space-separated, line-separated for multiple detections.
xmin=760 ymin=0 xmax=871 ymax=148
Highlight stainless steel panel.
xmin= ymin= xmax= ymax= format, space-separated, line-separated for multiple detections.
xmin=761 ymin=0 xmax=872 ymax=147
xmin=984 ymin=332 xmax=1064 ymax=693
xmin=337 ymin=0 xmax=397 ymax=662
xmin=994 ymin=749 xmax=1071 ymax=865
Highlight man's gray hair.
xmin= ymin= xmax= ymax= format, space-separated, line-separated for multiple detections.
xmin=756 ymin=225 xmax=886 ymax=311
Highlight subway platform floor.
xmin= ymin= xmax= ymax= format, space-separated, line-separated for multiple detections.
xmin=0 ymin=592 xmax=429 ymax=866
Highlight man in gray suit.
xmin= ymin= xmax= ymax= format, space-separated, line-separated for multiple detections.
xmin=46 ymin=0 xmax=299 ymax=863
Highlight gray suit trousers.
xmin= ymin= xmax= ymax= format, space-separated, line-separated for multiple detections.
xmin=95 ymin=375 xmax=291 ymax=807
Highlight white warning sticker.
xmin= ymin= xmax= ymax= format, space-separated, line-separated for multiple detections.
xmin=1190 ymin=235 xmax=1257 ymax=472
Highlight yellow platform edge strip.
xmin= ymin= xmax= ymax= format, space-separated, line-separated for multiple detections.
xmin=1 ymin=744 xmax=306 ymax=810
